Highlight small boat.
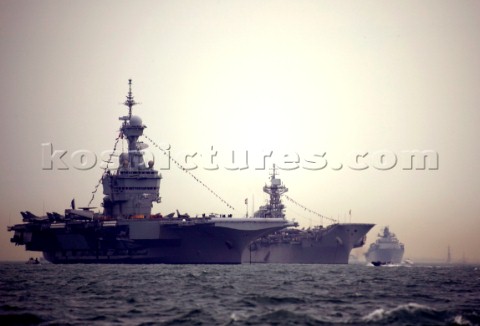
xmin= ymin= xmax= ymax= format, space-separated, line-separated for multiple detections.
xmin=370 ymin=261 xmax=398 ymax=267
xmin=26 ymin=257 xmax=40 ymax=265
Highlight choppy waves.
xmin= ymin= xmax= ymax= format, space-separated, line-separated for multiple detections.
xmin=1 ymin=263 xmax=479 ymax=325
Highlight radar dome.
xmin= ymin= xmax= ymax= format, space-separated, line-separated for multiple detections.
xmin=130 ymin=115 xmax=143 ymax=127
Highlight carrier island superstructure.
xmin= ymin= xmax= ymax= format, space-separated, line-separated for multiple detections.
xmin=8 ymin=80 xmax=294 ymax=264
xmin=242 ymin=167 xmax=375 ymax=264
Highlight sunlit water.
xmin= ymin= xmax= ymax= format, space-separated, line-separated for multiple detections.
xmin=1 ymin=262 xmax=479 ymax=325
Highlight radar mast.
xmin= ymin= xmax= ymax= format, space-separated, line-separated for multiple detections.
xmin=124 ymin=79 xmax=138 ymax=118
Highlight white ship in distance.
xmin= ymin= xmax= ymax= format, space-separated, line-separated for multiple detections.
xmin=365 ymin=226 xmax=405 ymax=264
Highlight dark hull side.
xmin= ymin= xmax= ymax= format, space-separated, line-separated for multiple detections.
xmin=243 ymin=243 xmax=352 ymax=264
xmin=10 ymin=218 xmax=290 ymax=264
xmin=41 ymin=227 xmax=250 ymax=264
xmin=242 ymin=223 xmax=375 ymax=264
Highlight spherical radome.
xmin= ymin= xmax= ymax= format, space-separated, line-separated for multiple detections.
xmin=130 ymin=115 xmax=143 ymax=126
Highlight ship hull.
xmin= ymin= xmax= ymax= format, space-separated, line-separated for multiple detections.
xmin=365 ymin=248 xmax=404 ymax=264
xmin=10 ymin=217 xmax=291 ymax=264
xmin=242 ymin=223 xmax=374 ymax=264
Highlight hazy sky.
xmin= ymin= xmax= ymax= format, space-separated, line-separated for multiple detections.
xmin=1 ymin=0 xmax=479 ymax=263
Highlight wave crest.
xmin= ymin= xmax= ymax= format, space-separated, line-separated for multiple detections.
xmin=362 ymin=302 xmax=444 ymax=324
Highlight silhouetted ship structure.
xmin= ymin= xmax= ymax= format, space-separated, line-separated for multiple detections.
xmin=8 ymin=80 xmax=294 ymax=264
xmin=242 ymin=167 xmax=374 ymax=264
xmin=365 ymin=226 xmax=405 ymax=264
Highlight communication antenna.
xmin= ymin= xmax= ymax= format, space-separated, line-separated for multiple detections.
xmin=123 ymin=79 xmax=138 ymax=118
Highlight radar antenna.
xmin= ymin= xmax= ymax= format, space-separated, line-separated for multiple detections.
xmin=123 ymin=79 xmax=138 ymax=118
xmin=270 ymin=164 xmax=278 ymax=179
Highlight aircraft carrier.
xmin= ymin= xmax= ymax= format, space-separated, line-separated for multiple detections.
xmin=365 ymin=226 xmax=405 ymax=264
xmin=242 ymin=167 xmax=375 ymax=264
xmin=8 ymin=80 xmax=294 ymax=264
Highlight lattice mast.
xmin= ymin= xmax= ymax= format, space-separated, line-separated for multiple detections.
xmin=262 ymin=165 xmax=288 ymax=218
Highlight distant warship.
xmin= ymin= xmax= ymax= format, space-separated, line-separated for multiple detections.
xmin=365 ymin=226 xmax=405 ymax=264
xmin=242 ymin=167 xmax=374 ymax=264
xmin=8 ymin=80 xmax=294 ymax=264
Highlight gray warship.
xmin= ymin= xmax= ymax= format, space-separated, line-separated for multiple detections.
xmin=365 ymin=226 xmax=405 ymax=264
xmin=242 ymin=167 xmax=375 ymax=264
xmin=8 ymin=80 xmax=294 ymax=264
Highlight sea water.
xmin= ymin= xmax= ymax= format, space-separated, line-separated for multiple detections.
xmin=1 ymin=263 xmax=479 ymax=325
